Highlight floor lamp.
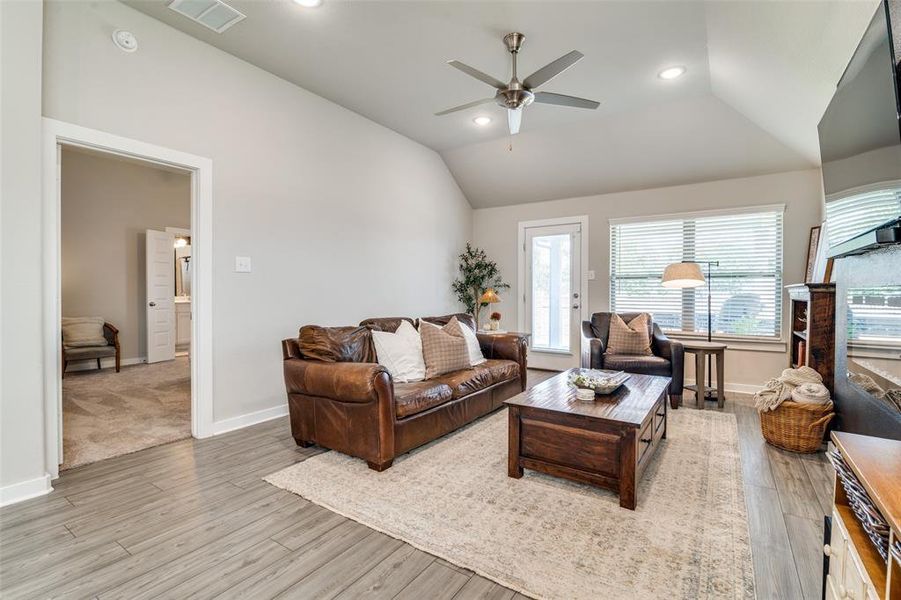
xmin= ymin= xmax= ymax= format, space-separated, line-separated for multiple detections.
xmin=661 ymin=260 xmax=719 ymax=395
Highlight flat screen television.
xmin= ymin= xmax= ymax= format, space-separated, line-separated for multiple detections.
xmin=820 ymin=1 xmax=901 ymax=439
xmin=819 ymin=0 xmax=901 ymax=257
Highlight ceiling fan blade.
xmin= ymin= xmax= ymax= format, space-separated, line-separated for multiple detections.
xmin=523 ymin=50 xmax=584 ymax=90
xmin=533 ymin=91 xmax=600 ymax=110
xmin=447 ymin=60 xmax=506 ymax=90
xmin=434 ymin=98 xmax=496 ymax=116
xmin=507 ymin=108 xmax=522 ymax=135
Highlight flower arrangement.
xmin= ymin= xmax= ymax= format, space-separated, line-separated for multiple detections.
xmin=490 ymin=312 xmax=501 ymax=321
xmin=487 ymin=311 xmax=502 ymax=331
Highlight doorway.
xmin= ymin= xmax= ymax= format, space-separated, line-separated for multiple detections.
xmin=42 ymin=119 xmax=213 ymax=480
xmin=518 ymin=217 xmax=589 ymax=371
xmin=59 ymin=147 xmax=193 ymax=470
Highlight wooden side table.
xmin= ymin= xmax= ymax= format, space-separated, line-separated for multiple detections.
xmin=682 ymin=341 xmax=727 ymax=409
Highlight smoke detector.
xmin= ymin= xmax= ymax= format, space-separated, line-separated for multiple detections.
xmin=112 ymin=29 xmax=138 ymax=53
xmin=168 ymin=0 xmax=246 ymax=33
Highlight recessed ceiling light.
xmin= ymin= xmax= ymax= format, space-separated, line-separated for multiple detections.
xmin=658 ymin=66 xmax=686 ymax=80
xmin=473 ymin=116 xmax=492 ymax=126
xmin=293 ymin=0 xmax=322 ymax=7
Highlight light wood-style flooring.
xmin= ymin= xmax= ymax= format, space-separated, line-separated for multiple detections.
xmin=0 ymin=370 xmax=830 ymax=599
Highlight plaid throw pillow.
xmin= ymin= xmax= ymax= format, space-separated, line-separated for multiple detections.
xmin=606 ymin=313 xmax=653 ymax=356
xmin=419 ymin=317 xmax=471 ymax=379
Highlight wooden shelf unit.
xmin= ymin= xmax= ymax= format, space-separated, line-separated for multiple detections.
xmin=826 ymin=432 xmax=901 ymax=600
xmin=786 ymin=283 xmax=836 ymax=391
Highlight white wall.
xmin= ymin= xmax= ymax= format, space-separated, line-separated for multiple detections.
xmin=0 ymin=0 xmax=49 ymax=503
xmin=473 ymin=169 xmax=825 ymax=388
xmin=38 ymin=2 xmax=470 ymax=421
xmin=61 ymin=148 xmax=191 ymax=362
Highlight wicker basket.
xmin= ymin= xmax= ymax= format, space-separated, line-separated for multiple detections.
xmin=828 ymin=450 xmax=891 ymax=560
xmin=759 ymin=400 xmax=834 ymax=453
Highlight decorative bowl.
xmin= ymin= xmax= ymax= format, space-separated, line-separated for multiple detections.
xmin=570 ymin=369 xmax=630 ymax=397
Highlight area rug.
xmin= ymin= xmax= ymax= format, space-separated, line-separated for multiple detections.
xmin=265 ymin=408 xmax=755 ymax=599
xmin=62 ymin=357 xmax=191 ymax=470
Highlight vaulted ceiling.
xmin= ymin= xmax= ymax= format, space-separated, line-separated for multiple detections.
xmin=126 ymin=0 xmax=880 ymax=207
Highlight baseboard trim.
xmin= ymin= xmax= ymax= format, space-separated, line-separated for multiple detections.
xmin=64 ymin=356 xmax=146 ymax=373
xmin=683 ymin=378 xmax=762 ymax=395
xmin=210 ymin=404 xmax=288 ymax=436
xmin=0 ymin=474 xmax=53 ymax=507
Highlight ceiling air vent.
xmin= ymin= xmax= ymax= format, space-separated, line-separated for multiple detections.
xmin=168 ymin=0 xmax=246 ymax=33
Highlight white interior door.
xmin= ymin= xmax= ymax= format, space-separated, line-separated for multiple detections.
xmin=523 ymin=223 xmax=583 ymax=370
xmin=146 ymin=229 xmax=176 ymax=363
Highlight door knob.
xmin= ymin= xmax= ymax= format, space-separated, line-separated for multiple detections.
xmin=149 ymin=301 xmax=157 ymax=307
xmin=573 ymin=304 xmax=580 ymax=309
xmin=573 ymin=293 xmax=580 ymax=299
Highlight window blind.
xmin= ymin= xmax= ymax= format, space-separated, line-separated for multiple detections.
xmin=847 ymin=286 xmax=901 ymax=345
xmin=825 ymin=183 xmax=901 ymax=248
xmin=610 ymin=208 xmax=783 ymax=339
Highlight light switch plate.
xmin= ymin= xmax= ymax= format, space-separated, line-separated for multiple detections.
xmin=587 ymin=270 xmax=596 ymax=280
xmin=235 ymin=256 xmax=252 ymax=273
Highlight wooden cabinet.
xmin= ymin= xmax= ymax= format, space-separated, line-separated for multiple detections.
xmin=786 ymin=283 xmax=836 ymax=391
xmin=825 ymin=432 xmax=901 ymax=600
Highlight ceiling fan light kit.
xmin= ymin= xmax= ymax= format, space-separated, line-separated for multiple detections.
xmin=436 ymin=32 xmax=600 ymax=136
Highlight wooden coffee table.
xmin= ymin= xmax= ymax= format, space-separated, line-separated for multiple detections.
xmin=505 ymin=369 xmax=670 ymax=510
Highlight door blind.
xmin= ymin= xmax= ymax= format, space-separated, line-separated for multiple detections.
xmin=610 ymin=208 xmax=783 ymax=339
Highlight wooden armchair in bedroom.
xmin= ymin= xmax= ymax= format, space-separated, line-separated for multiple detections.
xmin=62 ymin=322 xmax=121 ymax=378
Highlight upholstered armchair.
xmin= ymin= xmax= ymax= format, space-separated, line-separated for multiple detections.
xmin=62 ymin=322 xmax=120 ymax=377
xmin=581 ymin=312 xmax=684 ymax=408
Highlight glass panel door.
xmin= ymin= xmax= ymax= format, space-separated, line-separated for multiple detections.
xmin=524 ymin=223 xmax=582 ymax=370
xmin=531 ymin=234 xmax=572 ymax=351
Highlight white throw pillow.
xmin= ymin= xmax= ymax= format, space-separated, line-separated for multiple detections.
xmin=458 ymin=320 xmax=487 ymax=366
xmin=61 ymin=316 xmax=108 ymax=347
xmin=372 ymin=320 xmax=426 ymax=383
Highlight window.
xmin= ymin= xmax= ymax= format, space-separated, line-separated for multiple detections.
xmin=825 ymin=182 xmax=901 ymax=248
xmin=847 ymin=286 xmax=901 ymax=346
xmin=610 ymin=207 xmax=784 ymax=339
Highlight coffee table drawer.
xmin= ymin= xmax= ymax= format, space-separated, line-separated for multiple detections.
xmin=653 ymin=398 xmax=666 ymax=436
xmin=520 ymin=417 xmax=620 ymax=476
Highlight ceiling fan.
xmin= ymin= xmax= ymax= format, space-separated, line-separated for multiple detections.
xmin=435 ymin=32 xmax=600 ymax=135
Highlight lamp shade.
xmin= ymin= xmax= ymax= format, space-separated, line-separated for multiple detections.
xmin=479 ymin=288 xmax=501 ymax=304
xmin=661 ymin=262 xmax=705 ymax=288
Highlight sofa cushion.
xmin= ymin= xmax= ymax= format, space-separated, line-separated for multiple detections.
xmin=603 ymin=354 xmax=671 ymax=377
xmin=421 ymin=313 xmax=476 ymax=331
xmin=372 ymin=320 xmax=425 ymax=383
xmin=419 ymin=318 xmax=471 ymax=379
xmin=359 ymin=317 xmax=415 ymax=333
xmin=64 ymin=345 xmax=117 ymax=360
xmin=394 ymin=381 xmax=453 ymax=419
xmin=606 ymin=313 xmax=653 ymax=356
xmin=433 ymin=359 xmax=520 ymax=399
xmin=458 ymin=321 xmax=486 ymax=367
xmin=298 ymin=325 xmax=373 ymax=363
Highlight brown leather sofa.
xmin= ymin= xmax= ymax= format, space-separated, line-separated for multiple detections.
xmin=282 ymin=313 xmax=527 ymax=471
xmin=581 ymin=312 xmax=684 ymax=409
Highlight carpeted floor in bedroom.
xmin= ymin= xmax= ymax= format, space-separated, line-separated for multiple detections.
xmin=61 ymin=357 xmax=191 ymax=470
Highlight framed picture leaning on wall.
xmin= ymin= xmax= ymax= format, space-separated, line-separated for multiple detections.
xmin=805 ymin=224 xmax=821 ymax=283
